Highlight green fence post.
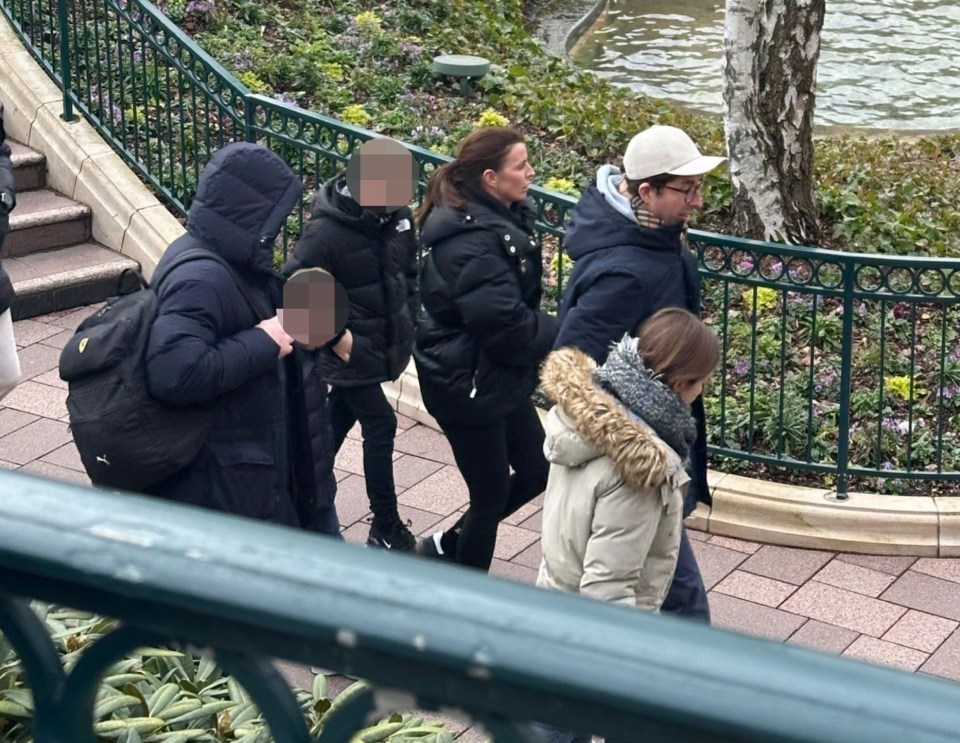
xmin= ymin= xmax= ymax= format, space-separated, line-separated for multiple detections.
xmin=834 ymin=258 xmax=856 ymax=499
xmin=56 ymin=0 xmax=73 ymax=121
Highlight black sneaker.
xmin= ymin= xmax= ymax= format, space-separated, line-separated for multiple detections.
xmin=366 ymin=518 xmax=416 ymax=551
xmin=415 ymin=531 xmax=455 ymax=561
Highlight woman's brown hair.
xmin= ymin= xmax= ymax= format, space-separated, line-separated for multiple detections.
xmin=636 ymin=308 xmax=720 ymax=390
xmin=416 ymin=127 xmax=525 ymax=221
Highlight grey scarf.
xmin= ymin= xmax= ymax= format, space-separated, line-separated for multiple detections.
xmin=593 ymin=334 xmax=697 ymax=460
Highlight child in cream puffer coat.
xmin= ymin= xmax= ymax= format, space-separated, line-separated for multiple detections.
xmin=537 ymin=308 xmax=720 ymax=610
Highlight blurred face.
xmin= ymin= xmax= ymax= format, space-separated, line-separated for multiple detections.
xmin=640 ymin=175 xmax=705 ymax=227
xmin=482 ymin=142 xmax=535 ymax=206
xmin=675 ymin=374 xmax=712 ymax=404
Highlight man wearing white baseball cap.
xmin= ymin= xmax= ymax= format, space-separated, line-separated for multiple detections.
xmin=553 ymin=124 xmax=726 ymax=623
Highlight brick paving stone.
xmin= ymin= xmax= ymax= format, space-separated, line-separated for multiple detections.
xmin=711 ymin=570 xmax=797 ymax=608
xmin=687 ymin=528 xmax=709 ymax=542
xmin=334 ymin=438 xmax=366 ymax=476
xmin=417 ymin=511 xmax=462 ymax=540
xmin=18 ymin=460 xmax=90 ymax=486
xmin=0 ymin=417 xmax=72 ymax=464
xmin=911 ymin=558 xmax=960 ymax=585
xmin=15 ymin=342 xmax=63 ymax=381
xmin=12 ymin=318 xmax=63 ymax=346
xmin=503 ymin=493 xmax=543 ymax=526
xmin=518 ymin=508 xmax=543 ymax=532
xmin=340 ymin=521 xmax=370 ymax=546
xmin=709 ymin=593 xmax=806 ymax=641
xmin=492 ymin=523 xmax=539 ymax=562
xmin=880 ymin=571 xmax=960 ymax=622
xmin=512 ymin=540 xmax=541 ymax=571
xmin=490 ymin=557 xmax=538 ymax=586
xmin=392 ymin=454 xmax=443 ymax=489
xmin=811 ymin=560 xmax=897 ymax=598
xmin=334 ymin=474 xmax=372 ymax=527
xmin=882 ymin=610 xmax=959 ymax=653
xmin=37 ymin=328 xmax=75 ymax=351
xmin=333 ymin=468 xmax=349 ymax=482
xmin=0 ymin=380 xmax=68 ymax=420
xmin=395 ymin=413 xmax=417 ymax=430
xmin=739 ymin=545 xmax=835 ymax=585
xmin=708 ymin=535 xmax=762 ymax=554
xmin=397 ymin=465 xmax=469 ymax=515
xmin=919 ymin=629 xmax=960 ymax=682
xmin=392 ymin=425 xmax=457 ymax=465
xmin=690 ymin=540 xmax=749 ymax=590
xmin=780 ymin=582 xmax=905 ymax=637
xmin=0 ymin=459 xmax=16 ymax=469
xmin=40 ymin=442 xmax=85 ymax=472
xmin=836 ymin=553 xmax=917 ymax=576
xmin=787 ymin=620 xmax=859 ymax=655
xmin=396 ymin=504 xmax=445 ymax=538
xmin=32 ymin=368 xmax=67 ymax=390
xmin=841 ymin=636 xmax=928 ymax=673
xmin=49 ymin=304 xmax=101 ymax=330
xmin=0 ymin=408 xmax=37 ymax=437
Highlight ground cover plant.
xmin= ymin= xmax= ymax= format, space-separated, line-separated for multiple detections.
xmin=0 ymin=604 xmax=459 ymax=742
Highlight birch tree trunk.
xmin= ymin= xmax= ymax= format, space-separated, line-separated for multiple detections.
xmin=723 ymin=0 xmax=825 ymax=243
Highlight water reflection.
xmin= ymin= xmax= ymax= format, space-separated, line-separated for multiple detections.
xmin=566 ymin=0 xmax=960 ymax=129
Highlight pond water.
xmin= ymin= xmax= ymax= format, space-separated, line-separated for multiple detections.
xmin=548 ymin=0 xmax=960 ymax=130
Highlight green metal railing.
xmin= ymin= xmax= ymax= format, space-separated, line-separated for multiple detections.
xmin=6 ymin=472 xmax=960 ymax=742
xmin=2 ymin=0 xmax=959 ymax=496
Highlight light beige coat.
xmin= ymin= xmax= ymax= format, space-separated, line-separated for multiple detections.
xmin=536 ymin=347 xmax=690 ymax=610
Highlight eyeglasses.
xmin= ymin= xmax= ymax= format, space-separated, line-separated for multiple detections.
xmin=661 ymin=181 xmax=704 ymax=203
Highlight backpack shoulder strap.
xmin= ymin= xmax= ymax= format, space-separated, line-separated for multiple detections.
xmin=151 ymin=248 xmax=268 ymax=320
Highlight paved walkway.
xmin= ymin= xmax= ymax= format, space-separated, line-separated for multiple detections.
xmin=5 ymin=305 xmax=960 ymax=725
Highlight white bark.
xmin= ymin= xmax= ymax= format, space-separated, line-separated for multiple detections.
xmin=723 ymin=0 xmax=825 ymax=243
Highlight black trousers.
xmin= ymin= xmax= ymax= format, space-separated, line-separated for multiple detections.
xmin=440 ymin=400 xmax=549 ymax=571
xmin=330 ymin=383 xmax=399 ymax=525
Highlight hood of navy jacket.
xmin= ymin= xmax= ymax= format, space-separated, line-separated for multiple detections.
xmin=564 ymin=165 xmax=684 ymax=261
xmin=186 ymin=142 xmax=302 ymax=273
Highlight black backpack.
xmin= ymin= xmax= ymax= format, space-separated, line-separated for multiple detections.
xmin=59 ymin=249 xmax=262 ymax=492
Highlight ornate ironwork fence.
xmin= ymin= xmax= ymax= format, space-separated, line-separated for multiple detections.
xmin=2 ymin=0 xmax=959 ymax=496
xmin=5 ymin=472 xmax=960 ymax=742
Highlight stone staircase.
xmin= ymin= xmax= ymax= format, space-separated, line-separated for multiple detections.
xmin=4 ymin=140 xmax=141 ymax=319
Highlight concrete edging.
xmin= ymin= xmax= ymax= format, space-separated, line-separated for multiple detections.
xmin=0 ymin=15 xmax=183 ymax=280
xmin=385 ymin=361 xmax=959 ymax=557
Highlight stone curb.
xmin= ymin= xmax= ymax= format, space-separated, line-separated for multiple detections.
xmin=385 ymin=361 xmax=959 ymax=557
xmin=0 ymin=15 xmax=184 ymax=280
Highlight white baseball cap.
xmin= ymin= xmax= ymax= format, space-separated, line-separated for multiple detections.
xmin=623 ymin=125 xmax=726 ymax=181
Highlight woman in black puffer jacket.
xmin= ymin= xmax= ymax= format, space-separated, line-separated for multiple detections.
xmin=414 ymin=127 xmax=557 ymax=570
xmin=0 ymin=104 xmax=21 ymax=402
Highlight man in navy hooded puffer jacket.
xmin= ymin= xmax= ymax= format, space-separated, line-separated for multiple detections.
xmin=144 ymin=142 xmax=338 ymax=534
xmin=555 ymin=126 xmax=725 ymax=624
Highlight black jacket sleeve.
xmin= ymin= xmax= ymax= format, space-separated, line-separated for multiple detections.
xmin=146 ymin=268 xmax=280 ymax=406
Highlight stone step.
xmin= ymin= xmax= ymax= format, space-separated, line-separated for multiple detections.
xmin=5 ymin=242 xmax=141 ymax=320
xmin=3 ymin=189 xmax=92 ymax=257
xmin=7 ymin=140 xmax=45 ymax=192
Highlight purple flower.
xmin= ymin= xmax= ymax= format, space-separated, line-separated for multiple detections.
xmin=892 ymin=303 xmax=910 ymax=320
xmin=186 ymin=0 xmax=214 ymax=13
xmin=399 ymin=41 xmax=422 ymax=59
xmin=273 ymin=92 xmax=296 ymax=105
xmin=733 ymin=359 xmax=751 ymax=376
xmin=736 ymin=258 xmax=754 ymax=273
xmin=944 ymin=384 xmax=960 ymax=400
xmin=856 ymin=303 xmax=867 ymax=317
xmin=882 ymin=418 xmax=909 ymax=436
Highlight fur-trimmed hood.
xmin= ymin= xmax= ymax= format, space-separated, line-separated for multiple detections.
xmin=540 ymin=346 xmax=684 ymax=491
